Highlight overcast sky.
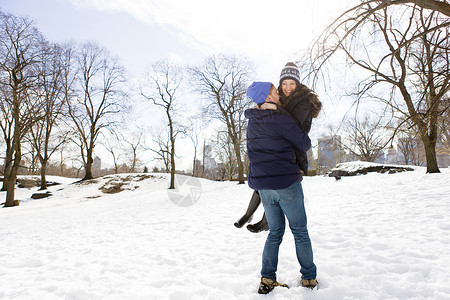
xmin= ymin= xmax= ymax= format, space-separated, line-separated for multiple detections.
xmin=1 ymin=0 xmax=354 ymax=83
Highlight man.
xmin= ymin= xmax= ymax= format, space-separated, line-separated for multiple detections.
xmin=245 ymin=81 xmax=318 ymax=294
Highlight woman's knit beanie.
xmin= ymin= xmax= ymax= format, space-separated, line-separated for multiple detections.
xmin=279 ymin=62 xmax=301 ymax=85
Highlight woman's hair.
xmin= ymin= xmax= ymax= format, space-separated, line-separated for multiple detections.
xmin=278 ymin=81 xmax=322 ymax=118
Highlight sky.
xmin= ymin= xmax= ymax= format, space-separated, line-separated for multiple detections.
xmin=1 ymin=0 xmax=354 ymax=83
xmin=1 ymin=0 xmax=358 ymax=171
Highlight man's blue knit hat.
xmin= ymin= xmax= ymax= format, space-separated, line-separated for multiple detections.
xmin=246 ymin=81 xmax=271 ymax=104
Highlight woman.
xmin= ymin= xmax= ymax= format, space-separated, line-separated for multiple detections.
xmin=234 ymin=62 xmax=322 ymax=233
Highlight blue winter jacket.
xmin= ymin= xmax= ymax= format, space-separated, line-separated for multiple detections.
xmin=246 ymin=108 xmax=311 ymax=190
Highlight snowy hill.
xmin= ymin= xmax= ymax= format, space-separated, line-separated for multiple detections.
xmin=1 ymin=167 xmax=450 ymax=299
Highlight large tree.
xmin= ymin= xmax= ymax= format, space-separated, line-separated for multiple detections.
xmin=0 ymin=11 xmax=44 ymax=206
xmin=307 ymin=3 xmax=450 ymax=173
xmin=189 ymin=55 xmax=254 ymax=184
xmin=141 ymin=59 xmax=184 ymax=189
xmin=68 ymin=42 xmax=127 ymax=180
xmin=28 ymin=42 xmax=73 ymax=190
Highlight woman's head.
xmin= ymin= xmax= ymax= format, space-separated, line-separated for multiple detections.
xmin=279 ymin=62 xmax=301 ymax=98
xmin=281 ymin=79 xmax=297 ymax=97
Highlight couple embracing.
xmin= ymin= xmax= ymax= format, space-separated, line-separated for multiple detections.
xmin=239 ymin=63 xmax=321 ymax=294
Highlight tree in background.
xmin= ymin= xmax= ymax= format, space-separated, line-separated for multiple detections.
xmin=28 ymin=42 xmax=73 ymax=190
xmin=141 ymin=59 xmax=184 ymax=189
xmin=68 ymin=42 xmax=127 ymax=181
xmin=145 ymin=131 xmax=171 ymax=173
xmin=212 ymin=130 xmax=237 ymax=181
xmin=397 ymin=131 xmax=426 ymax=165
xmin=102 ymin=129 xmax=124 ymax=174
xmin=0 ymin=11 xmax=44 ymax=206
xmin=436 ymin=97 xmax=450 ymax=165
xmin=307 ymin=3 xmax=450 ymax=173
xmin=189 ymin=54 xmax=253 ymax=184
xmin=122 ymin=129 xmax=144 ymax=173
xmin=188 ymin=118 xmax=202 ymax=177
xmin=439 ymin=97 xmax=450 ymax=150
xmin=343 ymin=115 xmax=391 ymax=162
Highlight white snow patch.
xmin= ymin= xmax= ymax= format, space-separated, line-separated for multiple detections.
xmin=1 ymin=170 xmax=450 ymax=299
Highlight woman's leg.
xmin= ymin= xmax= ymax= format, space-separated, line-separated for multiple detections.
xmin=247 ymin=213 xmax=269 ymax=233
xmin=234 ymin=190 xmax=261 ymax=228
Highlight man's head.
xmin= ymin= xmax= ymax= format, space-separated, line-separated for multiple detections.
xmin=247 ymin=82 xmax=280 ymax=105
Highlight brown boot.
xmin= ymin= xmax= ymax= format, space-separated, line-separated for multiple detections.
xmin=301 ymin=278 xmax=318 ymax=289
xmin=257 ymin=277 xmax=289 ymax=294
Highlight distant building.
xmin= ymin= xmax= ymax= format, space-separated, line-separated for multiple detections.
xmin=384 ymin=145 xmax=398 ymax=164
xmin=198 ymin=145 xmax=221 ymax=180
xmin=93 ymin=156 xmax=102 ymax=171
xmin=374 ymin=149 xmax=386 ymax=164
xmin=203 ymin=145 xmax=218 ymax=171
xmin=317 ymin=136 xmax=346 ymax=173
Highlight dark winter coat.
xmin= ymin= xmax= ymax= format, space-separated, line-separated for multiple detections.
xmin=277 ymin=84 xmax=322 ymax=174
xmin=245 ymin=108 xmax=311 ymax=191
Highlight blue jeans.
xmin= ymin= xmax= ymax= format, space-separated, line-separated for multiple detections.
xmin=259 ymin=181 xmax=317 ymax=280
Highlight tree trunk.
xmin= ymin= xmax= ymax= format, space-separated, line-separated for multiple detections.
xmin=192 ymin=148 xmax=197 ymax=177
xmin=39 ymin=158 xmax=48 ymax=190
xmin=83 ymin=152 xmax=94 ymax=180
xmin=422 ymin=137 xmax=440 ymax=173
xmin=169 ymin=137 xmax=175 ymax=189
xmin=1 ymin=168 xmax=10 ymax=192
xmin=1 ymin=146 xmax=13 ymax=191
xmin=4 ymin=146 xmax=21 ymax=207
xmin=202 ymin=141 xmax=206 ymax=178
xmin=3 ymin=175 xmax=17 ymax=207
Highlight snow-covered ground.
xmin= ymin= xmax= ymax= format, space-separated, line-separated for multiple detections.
xmin=1 ymin=164 xmax=450 ymax=300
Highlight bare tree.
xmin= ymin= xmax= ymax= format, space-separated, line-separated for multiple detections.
xmin=212 ymin=130 xmax=237 ymax=181
xmin=438 ymin=97 xmax=450 ymax=150
xmin=68 ymin=42 xmax=127 ymax=181
xmin=397 ymin=131 xmax=426 ymax=165
xmin=188 ymin=119 xmax=202 ymax=177
xmin=28 ymin=42 xmax=73 ymax=189
xmin=122 ymin=129 xmax=144 ymax=173
xmin=102 ymin=129 xmax=124 ymax=174
xmin=307 ymin=4 xmax=450 ymax=173
xmin=188 ymin=54 xmax=253 ymax=184
xmin=145 ymin=131 xmax=171 ymax=173
xmin=335 ymin=1 xmax=450 ymax=22
xmin=140 ymin=59 xmax=184 ymax=189
xmin=0 ymin=11 xmax=44 ymax=206
xmin=341 ymin=114 xmax=391 ymax=162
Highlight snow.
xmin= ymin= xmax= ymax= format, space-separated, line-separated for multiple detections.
xmin=1 ymin=165 xmax=450 ymax=299
xmin=330 ymin=160 xmax=413 ymax=173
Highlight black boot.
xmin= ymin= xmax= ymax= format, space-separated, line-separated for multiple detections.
xmin=234 ymin=190 xmax=261 ymax=228
xmin=234 ymin=215 xmax=253 ymax=228
xmin=247 ymin=213 xmax=269 ymax=233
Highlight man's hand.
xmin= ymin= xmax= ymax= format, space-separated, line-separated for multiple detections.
xmin=259 ymin=103 xmax=277 ymax=110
